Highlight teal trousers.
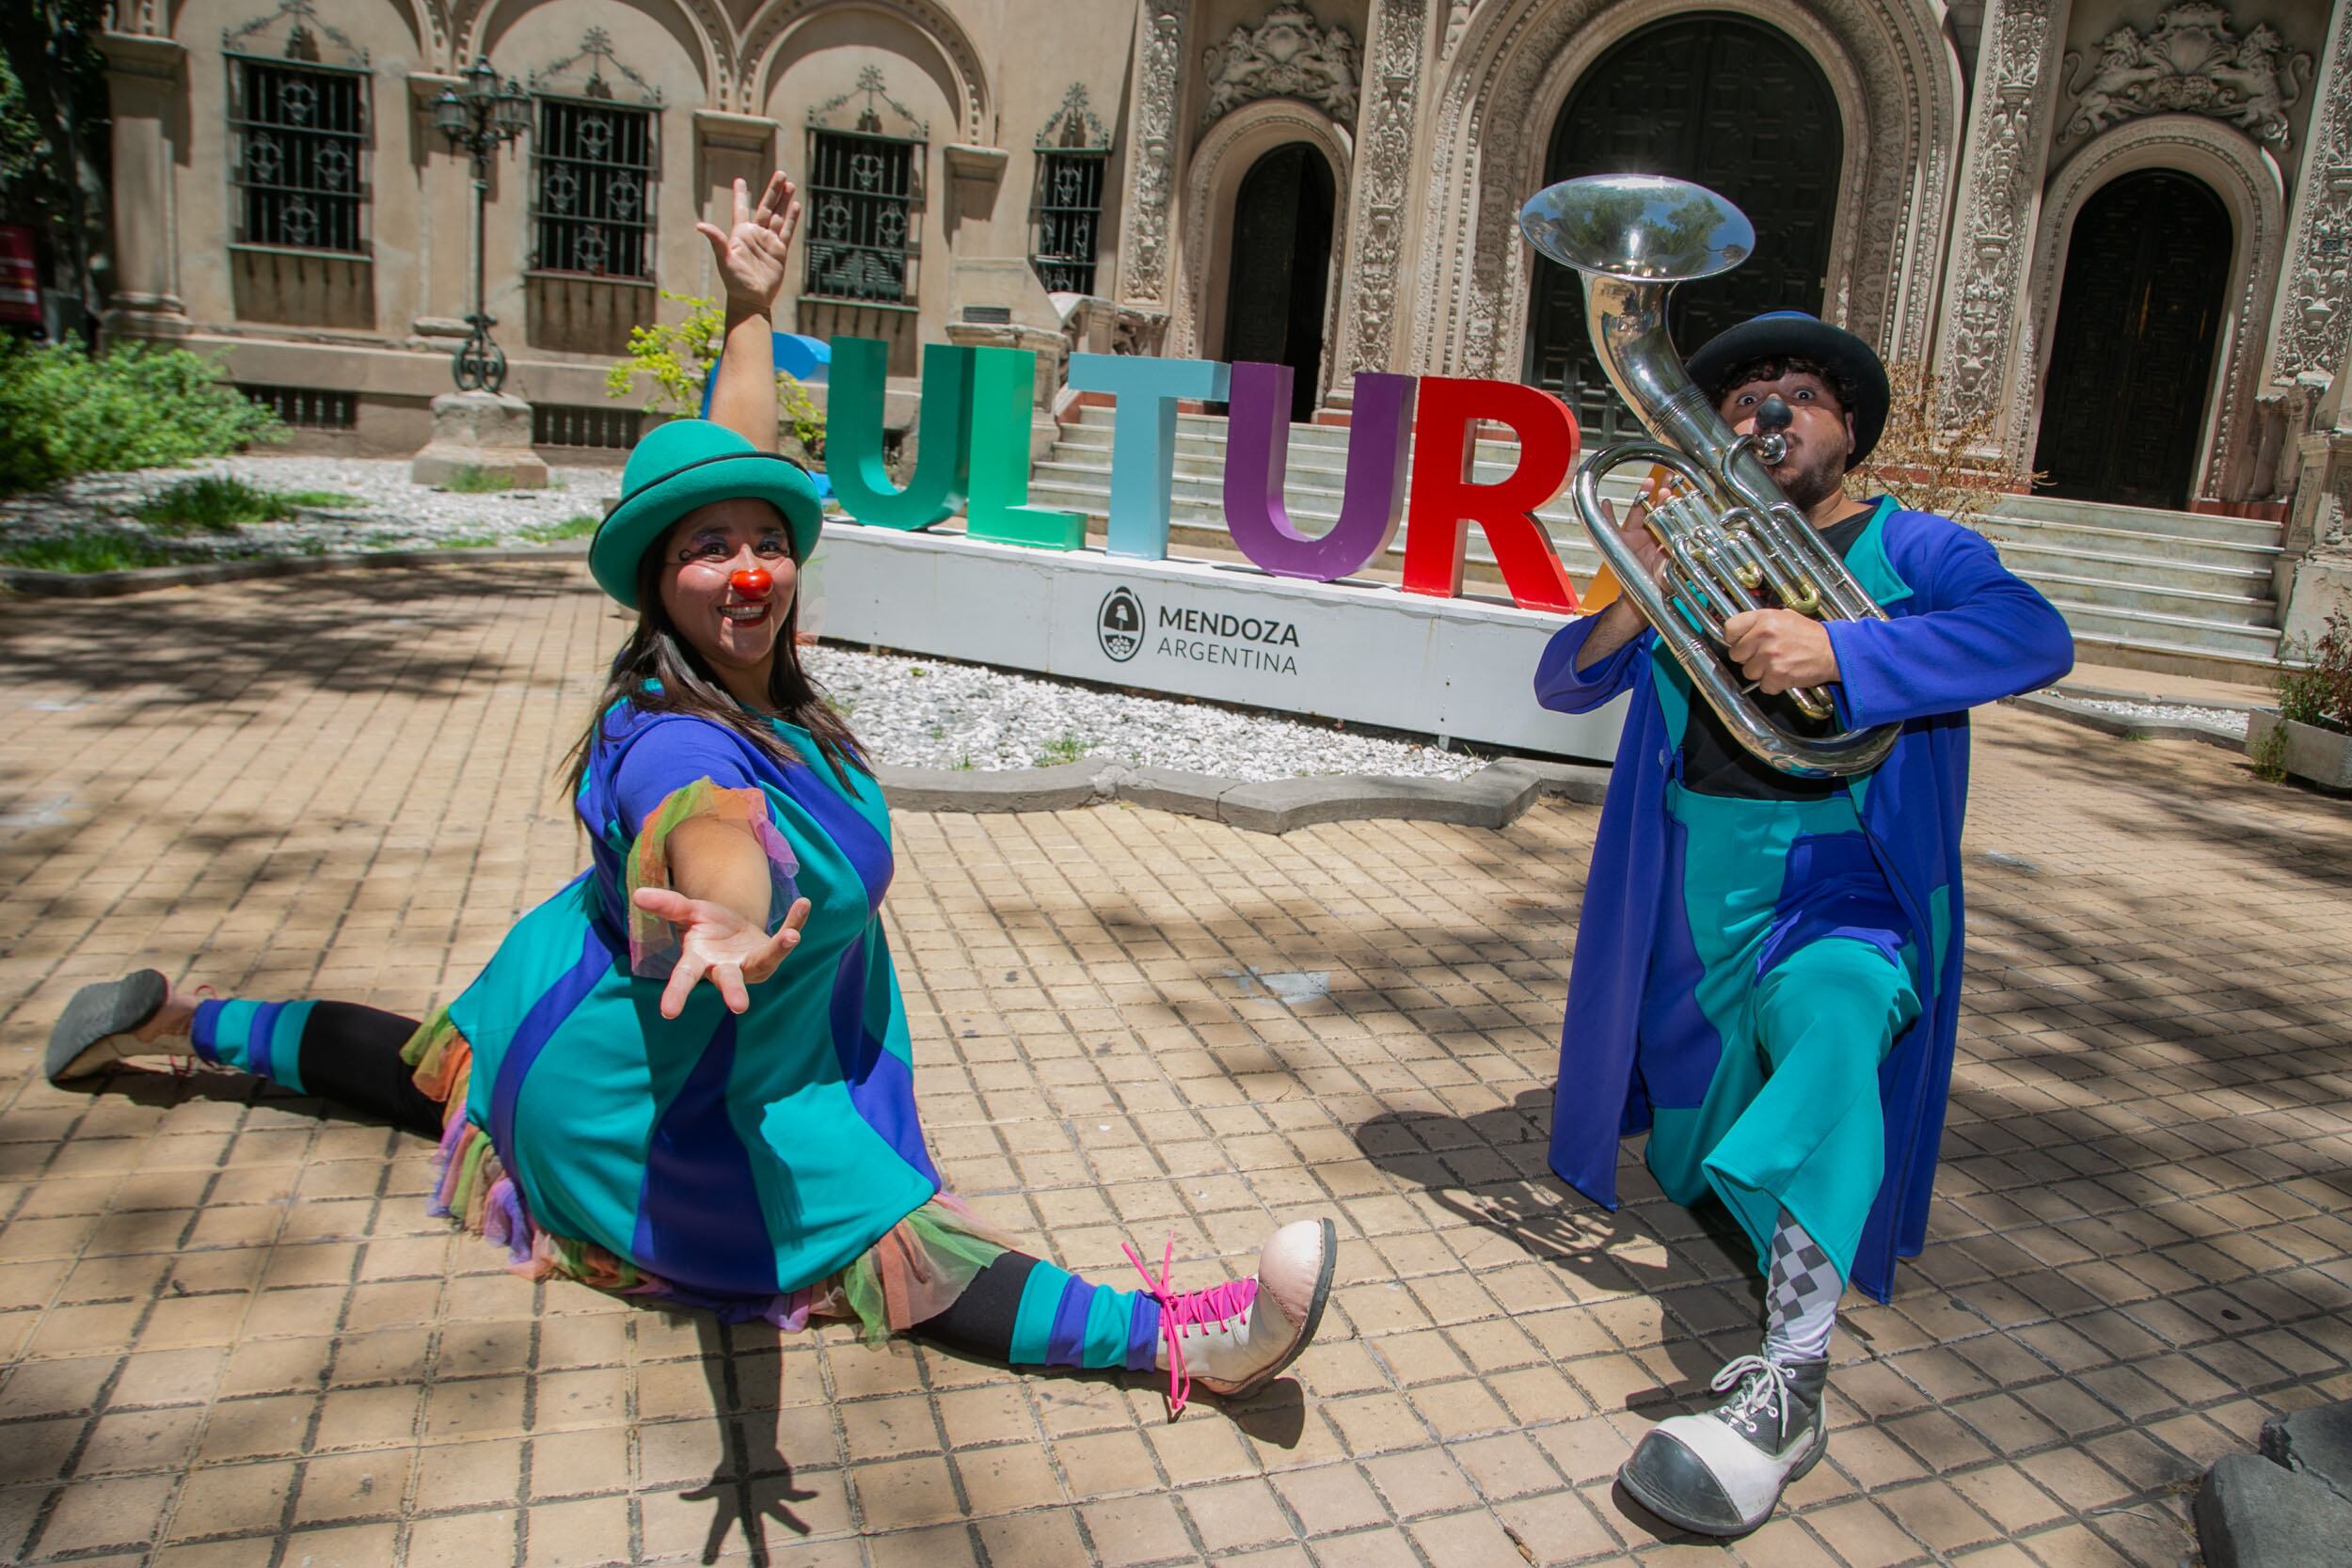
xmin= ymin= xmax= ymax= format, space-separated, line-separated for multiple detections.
xmin=1640 ymin=784 xmax=1922 ymax=1285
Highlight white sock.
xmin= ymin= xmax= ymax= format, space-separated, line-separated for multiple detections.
xmin=1761 ymin=1211 xmax=1839 ymax=1366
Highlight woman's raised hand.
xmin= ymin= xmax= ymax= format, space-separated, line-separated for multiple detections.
xmin=630 ymin=888 xmax=815 ymax=1020
xmin=696 ymin=171 xmax=802 ymax=317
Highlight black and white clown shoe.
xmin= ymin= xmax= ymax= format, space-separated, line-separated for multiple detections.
xmin=1618 ymin=1354 xmax=1828 ymax=1537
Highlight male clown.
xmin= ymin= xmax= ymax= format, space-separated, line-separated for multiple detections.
xmin=1534 ymin=312 xmax=2074 ymax=1537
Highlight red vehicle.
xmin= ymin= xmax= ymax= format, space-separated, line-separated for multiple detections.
xmin=0 ymin=225 xmax=41 ymax=332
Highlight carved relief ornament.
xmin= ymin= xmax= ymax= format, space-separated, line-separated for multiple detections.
xmin=1200 ymin=4 xmax=1361 ymax=129
xmin=2061 ymin=3 xmax=2314 ymax=147
xmin=1940 ymin=0 xmax=2062 ymax=434
xmin=1120 ymin=0 xmax=1188 ymax=306
xmin=1343 ymin=0 xmax=1428 ymax=375
xmin=2267 ymin=8 xmax=2352 ymax=384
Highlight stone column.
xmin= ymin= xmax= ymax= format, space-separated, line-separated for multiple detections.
xmin=2262 ymin=0 xmax=2352 ymax=394
xmin=1116 ymin=0 xmax=1188 ymax=311
xmin=2279 ymin=332 xmax=2352 ymax=645
xmin=1930 ymin=0 xmax=2071 ymax=470
xmin=97 ymin=31 xmax=190 ymax=340
xmin=1325 ymin=0 xmax=1431 ymax=405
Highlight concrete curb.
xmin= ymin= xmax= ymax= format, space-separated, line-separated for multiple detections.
xmin=0 ymin=544 xmax=589 ymax=598
xmin=2006 ymin=690 xmax=2249 ymax=754
xmin=873 ymin=756 xmax=1611 ymax=833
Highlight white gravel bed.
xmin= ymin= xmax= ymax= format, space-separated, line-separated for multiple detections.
xmin=2064 ymin=696 xmax=2250 ymax=737
xmin=0 ymin=454 xmax=622 ymax=557
xmin=805 ymin=644 xmax=1487 ymax=781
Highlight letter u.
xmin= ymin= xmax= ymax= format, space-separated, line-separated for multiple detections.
xmin=1221 ymin=365 xmax=1418 ymax=580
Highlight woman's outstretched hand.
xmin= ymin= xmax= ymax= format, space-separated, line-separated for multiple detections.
xmin=697 ymin=171 xmax=801 ymax=317
xmin=631 ymin=888 xmax=814 ymax=1019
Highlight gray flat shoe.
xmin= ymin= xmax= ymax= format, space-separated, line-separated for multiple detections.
xmin=46 ymin=971 xmax=169 ymax=1083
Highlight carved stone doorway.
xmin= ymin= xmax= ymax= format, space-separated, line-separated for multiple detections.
xmin=1524 ymin=13 xmax=1841 ymax=445
xmin=1220 ymin=143 xmax=1334 ymax=423
xmin=2032 ymin=169 xmax=2232 ymax=513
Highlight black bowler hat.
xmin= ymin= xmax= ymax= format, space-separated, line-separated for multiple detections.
xmin=1686 ymin=310 xmax=1890 ymax=469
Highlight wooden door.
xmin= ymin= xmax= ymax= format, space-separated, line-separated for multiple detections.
xmin=1222 ymin=144 xmax=1335 ymax=422
xmin=2033 ymin=170 xmax=2232 ymax=512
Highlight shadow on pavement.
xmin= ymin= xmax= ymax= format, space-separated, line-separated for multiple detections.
xmin=681 ymin=1314 xmax=823 ymax=1568
xmin=0 ymin=563 xmax=594 ymax=720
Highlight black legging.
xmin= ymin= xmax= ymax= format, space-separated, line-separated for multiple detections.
xmin=184 ymin=994 xmax=1136 ymax=1364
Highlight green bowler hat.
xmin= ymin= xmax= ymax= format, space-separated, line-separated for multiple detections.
xmin=590 ymin=420 xmax=824 ymax=610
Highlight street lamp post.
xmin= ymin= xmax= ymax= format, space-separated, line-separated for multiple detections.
xmin=433 ymin=57 xmax=531 ymax=394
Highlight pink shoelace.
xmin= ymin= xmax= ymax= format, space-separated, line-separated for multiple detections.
xmin=1122 ymin=1231 xmax=1258 ymax=1419
xmin=131 ymin=982 xmax=219 ymax=1081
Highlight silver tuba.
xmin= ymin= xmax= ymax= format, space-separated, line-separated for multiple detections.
xmin=1518 ymin=173 xmax=1898 ymax=778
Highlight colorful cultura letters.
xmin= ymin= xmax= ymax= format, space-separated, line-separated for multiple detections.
xmin=824 ymin=336 xmax=1586 ymax=612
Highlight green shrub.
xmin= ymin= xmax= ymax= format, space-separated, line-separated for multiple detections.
xmin=605 ymin=291 xmax=826 ymax=459
xmin=0 ymin=341 xmax=282 ymax=494
xmin=133 ymin=476 xmax=349 ymax=532
xmin=2276 ymin=611 xmax=2352 ymax=736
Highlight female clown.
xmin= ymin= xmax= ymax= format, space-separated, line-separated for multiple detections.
xmin=44 ymin=172 xmax=1334 ymax=1415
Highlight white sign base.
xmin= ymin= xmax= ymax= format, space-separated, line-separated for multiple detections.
xmin=810 ymin=523 xmax=1628 ymax=762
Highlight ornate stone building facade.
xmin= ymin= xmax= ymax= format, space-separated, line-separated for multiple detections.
xmin=100 ymin=0 xmax=2347 ymax=535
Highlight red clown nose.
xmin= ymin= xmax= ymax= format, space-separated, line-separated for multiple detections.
xmin=729 ymin=566 xmax=773 ymax=599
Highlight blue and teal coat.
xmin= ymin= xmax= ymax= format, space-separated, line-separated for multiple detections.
xmin=1534 ymin=503 xmax=2074 ymax=1301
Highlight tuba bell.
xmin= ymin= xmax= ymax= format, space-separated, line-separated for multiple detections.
xmin=1518 ymin=173 xmax=1899 ymax=778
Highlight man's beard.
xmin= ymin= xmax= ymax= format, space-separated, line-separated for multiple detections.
xmin=1772 ymin=444 xmax=1848 ymax=511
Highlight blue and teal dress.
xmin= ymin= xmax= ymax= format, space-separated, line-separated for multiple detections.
xmin=403 ymin=699 xmax=1008 ymax=1331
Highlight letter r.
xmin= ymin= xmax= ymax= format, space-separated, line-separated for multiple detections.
xmin=1401 ymin=378 xmax=1581 ymax=610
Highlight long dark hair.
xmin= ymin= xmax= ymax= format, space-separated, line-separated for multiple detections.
xmin=561 ymin=532 xmax=865 ymax=801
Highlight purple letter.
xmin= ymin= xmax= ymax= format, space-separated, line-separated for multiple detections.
xmin=1222 ymin=365 xmax=1417 ymax=580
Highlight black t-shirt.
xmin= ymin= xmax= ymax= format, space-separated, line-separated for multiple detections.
xmin=1677 ymin=502 xmax=1883 ymax=800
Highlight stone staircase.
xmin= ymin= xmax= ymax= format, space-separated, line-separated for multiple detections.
xmin=1028 ymin=404 xmax=2284 ymax=681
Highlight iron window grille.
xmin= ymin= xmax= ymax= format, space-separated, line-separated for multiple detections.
xmin=239 ymin=384 xmax=357 ymax=429
xmin=531 ymin=96 xmax=657 ymax=279
xmin=533 ymin=402 xmax=642 ymax=450
xmin=804 ymin=68 xmax=927 ymax=307
xmin=1031 ymin=84 xmax=1111 ymax=296
xmin=1032 ymin=153 xmax=1106 ymax=295
xmin=227 ymin=53 xmax=368 ymax=254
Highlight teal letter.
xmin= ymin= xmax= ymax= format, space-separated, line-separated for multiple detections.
xmin=1066 ymin=353 xmax=1230 ymax=560
xmin=963 ymin=346 xmax=1085 ymax=550
xmin=826 ymin=338 xmax=973 ymax=530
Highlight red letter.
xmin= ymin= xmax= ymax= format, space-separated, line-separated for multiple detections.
xmin=1402 ymin=377 xmax=1581 ymax=611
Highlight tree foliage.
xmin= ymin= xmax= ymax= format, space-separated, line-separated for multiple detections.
xmin=0 ymin=0 xmax=112 ymax=323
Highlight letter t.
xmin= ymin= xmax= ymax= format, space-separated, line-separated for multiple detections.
xmin=1066 ymin=353 xmax=1232 ymax=559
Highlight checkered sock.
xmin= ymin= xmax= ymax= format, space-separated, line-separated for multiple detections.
xmin=1761 ymin=1211 xmax=1840 ymax=1366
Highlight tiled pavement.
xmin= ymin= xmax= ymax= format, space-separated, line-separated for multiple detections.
xmin=2 ymin=561 xmax=2348 ymax=1568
